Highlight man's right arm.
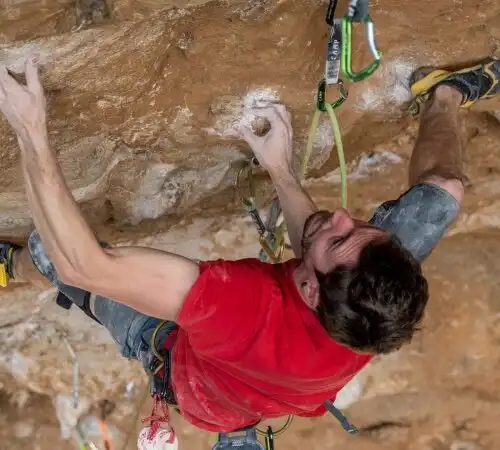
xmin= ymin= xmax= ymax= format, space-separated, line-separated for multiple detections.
xmin=238 ymin=104 xmax=318 ymax=258
xmin=268 ymin=169 xmax=318 ymax=258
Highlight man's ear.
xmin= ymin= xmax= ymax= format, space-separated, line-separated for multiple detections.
xmin=302 ymin=276 xmax=320 ymax=310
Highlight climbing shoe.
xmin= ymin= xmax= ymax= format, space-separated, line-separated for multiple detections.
xmin=408 ymin=57 xmax=500 ymax=115
xmin=0 ymin=241 xmax=20 ymax=287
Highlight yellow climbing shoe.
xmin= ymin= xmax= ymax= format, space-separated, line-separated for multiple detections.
xmin=0 ymin=242 xmax=20 ymax=287
xmin=408 ymin=57 xmax=500 ymax=115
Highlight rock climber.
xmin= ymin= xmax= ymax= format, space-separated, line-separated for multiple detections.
xmin=0 ymin=57 xmax=498 ymax=435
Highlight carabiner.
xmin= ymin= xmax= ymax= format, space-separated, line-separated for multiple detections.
xmin=258 ymin=198 xmax=285 ymax=263
xmin=341 ymin=14 xmax=382 ymax=82
xmin=258 ymin=235 xmax=283 ymax=264
xmin=317 ymin=78 xmax=348 ymax=112
xmin=235 ymin=160 xmax=267 ymax=236
xmin=235 ymin=158 xmax=259 ymax=196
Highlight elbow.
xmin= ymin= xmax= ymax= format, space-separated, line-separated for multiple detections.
xmin=57 ymin=265 xmax=86 ymax=288
xmin=55 ymin=252 xmax=108 ymax=290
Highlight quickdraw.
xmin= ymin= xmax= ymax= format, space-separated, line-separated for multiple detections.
xmin=312 ymin=80 xmax=348 ymax=209
xmin=235 ymin=159 xmax=285 ymax=263
xmin=341 ymin=0 xmax=382 ymax=82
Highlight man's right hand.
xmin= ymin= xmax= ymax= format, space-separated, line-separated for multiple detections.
xmin=239 ymin=103 xmax=319 ymax=258
xmin=238 ymin=104 xmax=294 ymax=178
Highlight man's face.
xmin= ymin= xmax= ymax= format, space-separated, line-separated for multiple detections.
xmin=301 ymin=208 xmax=388 ymax=273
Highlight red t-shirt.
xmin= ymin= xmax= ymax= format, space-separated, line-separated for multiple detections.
xmin=172 ymin=258 xmax=372 ymax=432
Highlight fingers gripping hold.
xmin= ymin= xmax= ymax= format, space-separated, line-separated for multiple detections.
xmin=0 ymin=64 xmax=9 ymax=97
xmin=236 ymin=102 xmax=294 ymax=174
xmin=25 ymin=58 xmax=44 ymax=99
xmin=239 ymin=104 xmax=291 ymax=142
xmin=0 ymin=64 xmax=12 ymax=109
xmin=0 ymin=57 xmax=47 ymax=143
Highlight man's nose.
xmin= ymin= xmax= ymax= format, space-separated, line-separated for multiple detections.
xmin=330 ymin=208 xmax=355 ymax=235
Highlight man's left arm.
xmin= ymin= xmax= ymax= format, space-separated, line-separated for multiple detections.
xmin=0 ymin=60 xmax=199 ymax=320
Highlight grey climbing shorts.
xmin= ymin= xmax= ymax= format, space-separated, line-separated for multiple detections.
xmin=369 ymin=182 xmax=460 ymax=263
xmin=28 ymin=230 xmax=162 ymax=360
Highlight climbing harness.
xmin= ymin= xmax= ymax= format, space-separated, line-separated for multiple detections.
xmin=256 ymin=417 xmax=293 ymax=439
xmin=341 ymin=0 xmax=382 ymax=82
xmin=135 ymin=320 xmax=180 ymax=450
xmin=144 ymin=320 xmax=179 ymax=408
xmin=214 ymin=400 xmax=358 ymax=450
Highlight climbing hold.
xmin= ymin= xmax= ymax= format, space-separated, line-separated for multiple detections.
xmin=251 ymin=116 xmax=272 ymax=137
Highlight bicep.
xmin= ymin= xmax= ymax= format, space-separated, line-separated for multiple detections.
xmin=72 ymin=246 xmax=200 ymax=320
xmin=369 ymin=183 xmax=460 ymax=262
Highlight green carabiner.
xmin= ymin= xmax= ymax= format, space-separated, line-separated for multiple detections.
xmin=317 ymin=78 xmax=348 ymax=112
xmin=341 ymin=14 xmax=382 ymax=82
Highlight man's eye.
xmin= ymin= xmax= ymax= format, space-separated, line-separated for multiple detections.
xmin=328 ymin=237 xmax=342 ymax=250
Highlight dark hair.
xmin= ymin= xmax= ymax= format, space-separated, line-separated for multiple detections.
xmin=316 ymin=237 xmax=428 ymax=355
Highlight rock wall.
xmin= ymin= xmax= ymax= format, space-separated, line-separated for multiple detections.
xmin=1 ymin=0 xmax=500 ymax=449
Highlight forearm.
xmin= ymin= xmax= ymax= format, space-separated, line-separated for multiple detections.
xmin=20 ymin=132 xmax=105 ymax=282
xmin=270 ymin=169 xmax=318 ymax=258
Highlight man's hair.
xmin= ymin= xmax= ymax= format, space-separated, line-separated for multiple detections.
xmin=316 ymin=238 xmax=428 ymax=355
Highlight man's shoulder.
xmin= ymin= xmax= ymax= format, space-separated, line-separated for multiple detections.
xmin=193 ymin=257 xmax=300 ymax=291
xmin=198 ymin=257 xmax=270 ymax=271
xmin=198 ymin=257 xmax=299 ymax=271
xmin=193 ymin=258 xmax=275 ymax=286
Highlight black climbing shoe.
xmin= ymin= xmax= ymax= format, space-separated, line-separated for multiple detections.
xmin=408 ymin=57 xmax=500 ymax=114
xmin=0 ymin=241 xmax=21 ymax=287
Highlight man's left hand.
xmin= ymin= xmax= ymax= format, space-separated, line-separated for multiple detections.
xmin=0 ymin=58 xmax=47 ymax=144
